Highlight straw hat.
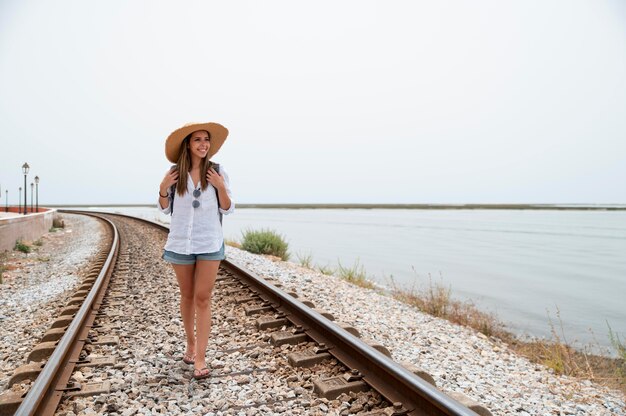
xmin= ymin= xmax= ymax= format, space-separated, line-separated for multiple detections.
xmin=165 ymin=122 xmax=229 ymax=163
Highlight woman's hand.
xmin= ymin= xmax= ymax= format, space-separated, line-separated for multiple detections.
xmin=206 ymin=167 xmax=225 ymax=190
xmin=160 ymin=169 xmax=179 ymax=194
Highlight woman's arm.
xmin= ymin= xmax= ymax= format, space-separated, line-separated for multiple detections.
xmin=158 ymin=189 xmax=170 ymax=212
xmin=158 ymin=169 xmax=179 ymax=213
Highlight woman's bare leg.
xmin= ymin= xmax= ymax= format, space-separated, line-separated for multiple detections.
xmin=193 ymin=260 xmax=220 ymax=371
xmin=172 ymin=264 xmax=196 ymax=357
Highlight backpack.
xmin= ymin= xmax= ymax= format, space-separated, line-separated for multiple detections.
xmin=168 ymin=163 xmax=223 ymax=224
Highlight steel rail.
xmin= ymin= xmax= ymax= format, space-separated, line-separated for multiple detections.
xmin=14 ymin=213 xmax=119 ymax=416
xmin=60 ymin=210 xmax=479 ymax=416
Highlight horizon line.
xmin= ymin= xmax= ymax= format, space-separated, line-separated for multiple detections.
xmin=43 ymin=203 xmax=626 ymax=211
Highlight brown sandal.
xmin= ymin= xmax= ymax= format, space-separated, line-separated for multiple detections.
xmin=182 ymin=352 xmax=195 ymax=365
xmin=192 ymin=367 xmax=210 ymax=380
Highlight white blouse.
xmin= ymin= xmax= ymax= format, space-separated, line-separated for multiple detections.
xmin=158 ymin=166 xmax=235 ymax=255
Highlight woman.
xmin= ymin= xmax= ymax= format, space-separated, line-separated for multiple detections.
xmin=157 ymin=122 xmax=235 ymax=380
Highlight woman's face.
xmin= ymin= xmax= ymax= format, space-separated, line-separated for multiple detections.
xmin=188 ymin=130 xmax=210 ymax=160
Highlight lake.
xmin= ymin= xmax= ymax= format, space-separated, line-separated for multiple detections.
xmin=77 ymin=206 xmax=626 ymax=354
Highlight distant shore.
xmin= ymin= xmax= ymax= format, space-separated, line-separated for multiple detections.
xmin=49 ymin=203 xmax=626 ymax=210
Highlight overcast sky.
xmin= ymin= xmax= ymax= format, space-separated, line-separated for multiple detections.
xmin=1 ymin=0 xmax=625 ymax=205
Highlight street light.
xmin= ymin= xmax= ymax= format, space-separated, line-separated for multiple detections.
xmin=22 ymin=162 xmax=29 ymax=215
xmin=35 ymin=176 xmax=39 ymax=213
xmin=4 ymin=190 xmax=7 ymax=213
xmin=19 ymin=187 xmax=22 ymax=214
xmin=30 ymin=183 xmax=34 ymax=212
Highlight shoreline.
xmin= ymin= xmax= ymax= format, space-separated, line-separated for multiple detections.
xmin=364 ymin=275 xmax=621 ymax=360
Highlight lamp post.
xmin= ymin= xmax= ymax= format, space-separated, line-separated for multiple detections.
xmin=22 ymin=162 xmax=29 ymax=215
xmin=19 ymin=187 xmax=22 ymax=214
xmin=4 ymin=190 xmax=7 ymax=213
xmin=35 ymin=176 xmax=39 ymax=213
xmin=30 ymin=183 xmax=34 ymax=212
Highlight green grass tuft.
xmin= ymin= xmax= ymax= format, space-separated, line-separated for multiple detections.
xmin=608 ymin=322 xmax=626 ymax=361
xmin=14 ymin=240 xmax=31 ymax=254
xmin=33 ymin=239 xmax=43 ymax=246
xmin=317 ymin=264 xmax=335 ymax=275
xmin=607 ymin=321 xmax=626 ymax=382
xmin=296 ymin=252 xmax=313 ymax=268
xmin=241 ymin=228 xmax=290 ymax=260
xmin=336 ymin=259 xmax=375 ymax=289
xmin=0 ymin=252 xmax=7 ymax=284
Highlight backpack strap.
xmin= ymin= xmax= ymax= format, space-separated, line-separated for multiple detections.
xmin=168 ymin=165 xmax=177 ymax=215
xmin=211 ymin=162 xmax=223 ymax=225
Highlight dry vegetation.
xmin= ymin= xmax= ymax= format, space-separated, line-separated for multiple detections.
xmin=224 ymin=238 xmax=242 ymax=249
xmin=388 ymin=275 xmax=626 ymax=395
xmin=389 ymin=275 xmax=503 ymax=337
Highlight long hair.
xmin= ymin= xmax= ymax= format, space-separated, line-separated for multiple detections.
xmin=174 ymin=131 xmax=212 ymax=197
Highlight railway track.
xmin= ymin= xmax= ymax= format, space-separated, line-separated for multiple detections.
xmin=0 ymin=211 xmax=490 ymax=416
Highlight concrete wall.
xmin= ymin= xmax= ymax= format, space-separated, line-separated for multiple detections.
xmin=0 ymin=208 xmax=56 ymax=252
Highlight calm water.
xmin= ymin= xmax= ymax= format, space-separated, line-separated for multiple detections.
xmin=83 ymin=207 xmax=626 ymax=353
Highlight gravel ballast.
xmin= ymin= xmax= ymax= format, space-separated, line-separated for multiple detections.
xmin=0 ymin=213 xmax=105 ymax=391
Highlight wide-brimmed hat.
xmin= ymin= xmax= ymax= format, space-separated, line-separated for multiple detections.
xmin=165 ymin=122 xmax=229 ymax=163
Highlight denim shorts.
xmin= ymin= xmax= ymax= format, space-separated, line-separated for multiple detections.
xmin=162 ymin=243 xmax=225 ymax=264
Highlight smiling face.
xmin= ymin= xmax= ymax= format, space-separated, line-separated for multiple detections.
xmin=188 ymin=130 xmax=211 ymax=161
